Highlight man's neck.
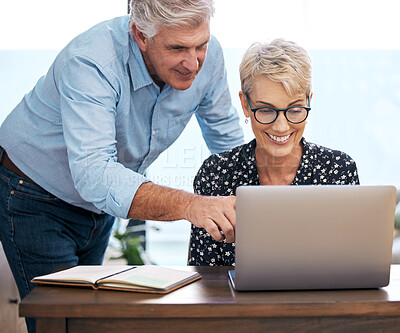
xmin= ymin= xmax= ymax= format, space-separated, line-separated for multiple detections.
xmin=156 ymin=80 xmax=166 ymax=91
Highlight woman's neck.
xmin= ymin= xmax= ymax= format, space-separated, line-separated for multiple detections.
xmin=255 ymin=143 xmax=303 ymax=185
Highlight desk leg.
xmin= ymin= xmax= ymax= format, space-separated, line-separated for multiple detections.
xmin=36 ymin=318 xmax=66 ymax=333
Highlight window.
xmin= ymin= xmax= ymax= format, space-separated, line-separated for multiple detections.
xmin=0 ymin=0 xmax=127 ymax=123
xmin=1 ymin=0 xmax=399 ymax=265
xmin=146 ymin=0 xmax=400 ymax=264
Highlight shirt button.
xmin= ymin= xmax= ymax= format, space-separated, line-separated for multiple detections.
xmin=152 ymin=130 xmax=155 ymax=135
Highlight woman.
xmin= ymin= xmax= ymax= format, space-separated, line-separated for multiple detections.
xmin=188 ymin=39 xmax=359 ymax=266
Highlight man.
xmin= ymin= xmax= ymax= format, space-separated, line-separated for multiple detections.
xmin=0 ymin=0 xmax=243 ymax=332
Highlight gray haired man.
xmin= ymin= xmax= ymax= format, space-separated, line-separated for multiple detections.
xmin=0 ymin=1 xmax=244 ymax=332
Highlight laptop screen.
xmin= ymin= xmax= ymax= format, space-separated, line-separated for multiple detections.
xmin=233 ymin=185 xmax=396 ymax=290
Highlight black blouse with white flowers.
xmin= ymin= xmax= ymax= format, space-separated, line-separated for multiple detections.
xmin=188 ymin=138 xmax=359 ymax=266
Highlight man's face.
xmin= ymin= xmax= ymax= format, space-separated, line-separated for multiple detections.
xmin=134 ymin=21 xmax=210 ymax=90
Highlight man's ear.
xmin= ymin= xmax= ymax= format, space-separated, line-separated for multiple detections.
xmin=239 ymin=91 xmax=250 ymax=118
xmin=131 ymin=23 xmax=149 ymax=52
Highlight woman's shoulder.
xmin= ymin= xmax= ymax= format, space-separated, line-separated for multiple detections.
xmin=199 ymin=140 xmax=255 ymax=170
xmin=193 ymin=140 xmax=257 ymax=195
xmin=300 ymin=138 xmax=359 ymax=185
xmin=303 ymin=139 xmax=357 ymax=166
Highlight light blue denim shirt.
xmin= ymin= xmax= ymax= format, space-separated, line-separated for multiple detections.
xmin=0 ymin=16 xmax=244 ymax=217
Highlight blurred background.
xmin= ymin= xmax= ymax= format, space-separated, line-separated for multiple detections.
xmin=1 ymin=0 xmax=399 ymax=265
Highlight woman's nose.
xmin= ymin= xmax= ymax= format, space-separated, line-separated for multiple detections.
xmin=271 ymin=112 xmax=290 ymax=131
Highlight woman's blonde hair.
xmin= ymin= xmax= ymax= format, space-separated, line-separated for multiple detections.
xmin=129 ymin=0 xmax=214 ymax=39
xmin=239 ymin=39 xmax=312 ymax=97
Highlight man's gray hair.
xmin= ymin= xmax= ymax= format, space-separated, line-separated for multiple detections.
xmin=240 ymin=39 xmax=312 ymax=98
xmin=129 ymin=0 xmax=215 ymax=39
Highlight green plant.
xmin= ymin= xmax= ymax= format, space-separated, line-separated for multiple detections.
xmin=110 ymin=218 xmax=158 ymax=265
xmin=113 ymin=230 xmax=145 ymax=265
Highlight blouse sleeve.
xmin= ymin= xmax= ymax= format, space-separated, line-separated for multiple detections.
xmin=331 ymin=152 xmax=360 ymax=185
xmin=193 ymin=156 xmax=214 ymax=196
xmin=188 ymin=154 xmax=231 ymax=266
xmin=345 ymin=158 xmax=360 ymax=185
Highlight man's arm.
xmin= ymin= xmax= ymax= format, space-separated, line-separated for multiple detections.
xmin=127 ymin=182 xmax=235 ymax=243
xmin=195 ymin=36 xmax=244 ymax=154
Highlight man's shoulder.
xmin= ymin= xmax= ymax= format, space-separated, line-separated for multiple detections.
xmin=60 ymin=16 xmax=130 ymax=68
xmin=199 ymin=35 xmax=224 ymax=70
xmin=208 ymin=35 xmax=223 ymax=51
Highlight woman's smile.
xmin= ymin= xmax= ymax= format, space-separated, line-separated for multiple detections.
xmin=266 ymin=132 xmax=293 ymax=144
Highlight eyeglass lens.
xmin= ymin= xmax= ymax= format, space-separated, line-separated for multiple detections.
xmin=255 ymin=107 xmax=308 ymax=124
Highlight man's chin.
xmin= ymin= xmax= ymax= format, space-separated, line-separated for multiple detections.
xmin=170 ymin=78 xmax=196 ymax=91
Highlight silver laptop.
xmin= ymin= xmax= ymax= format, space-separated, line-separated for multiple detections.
xmin=229 ymin=185 xmax=396 ymax=291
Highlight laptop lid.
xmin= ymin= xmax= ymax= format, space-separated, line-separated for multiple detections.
xmin=232 ymin=185 xmax=396 ymax=291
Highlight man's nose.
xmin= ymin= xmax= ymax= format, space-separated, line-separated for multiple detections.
xmin=182 ymin=49 xmax=199 ymax=72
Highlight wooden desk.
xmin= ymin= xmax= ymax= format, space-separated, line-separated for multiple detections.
xmin=20 ymin=265 xmax=400 ymax=333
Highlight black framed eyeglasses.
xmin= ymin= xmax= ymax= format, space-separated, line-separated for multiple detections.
xmin=246 ymin=95 xmax=311 ymax=125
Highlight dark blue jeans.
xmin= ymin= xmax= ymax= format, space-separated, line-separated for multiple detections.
xmin=0 ymin=148 xmax=115 ymax=333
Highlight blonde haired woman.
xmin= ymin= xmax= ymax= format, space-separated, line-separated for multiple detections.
xmin=189 ymin=39 xmax=359 ymax=266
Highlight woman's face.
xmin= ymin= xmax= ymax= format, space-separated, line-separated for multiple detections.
xmin=240 ymin=76 xmax=310 ymax=160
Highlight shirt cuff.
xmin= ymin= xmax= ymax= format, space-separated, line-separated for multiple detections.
xmin=104 ymin=170 xmax=150 ymax=218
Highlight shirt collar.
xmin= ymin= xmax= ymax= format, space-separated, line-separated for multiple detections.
xmin=128 ymin=36 xmax=155 ymax=91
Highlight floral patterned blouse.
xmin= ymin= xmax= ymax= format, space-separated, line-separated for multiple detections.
xmin=188 ymin=138 xmax=360 ymax=266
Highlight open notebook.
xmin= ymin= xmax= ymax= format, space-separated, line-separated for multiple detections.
xmin=229 ymin=185 xmax=396 ymax=291
xmin=32 ymin=265 xmax=201 ymax=294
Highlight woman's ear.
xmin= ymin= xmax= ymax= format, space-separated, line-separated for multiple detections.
xmin=131 ymin=23 xmax=149 ymax=52
xmin=239 ymin=91 xmax=250 ymax=118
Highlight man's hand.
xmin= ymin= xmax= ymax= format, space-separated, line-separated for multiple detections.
xmin=184 ymin=195 xmax=236 ymax=243
xmin=128 ymin=182 xmax=236 ymax=243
